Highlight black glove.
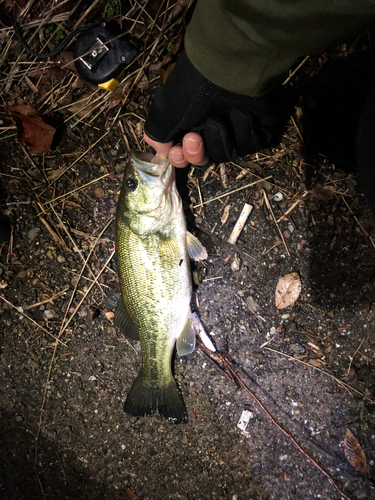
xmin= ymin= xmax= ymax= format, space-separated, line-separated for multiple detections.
xmin=145 ymin=50 xmax=292 ymax=164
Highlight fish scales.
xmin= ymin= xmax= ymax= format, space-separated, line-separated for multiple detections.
xmin=115 ymin=151 xmax=207 ymax=423
xmin=116 ymin=220 xmax=190 ymax=388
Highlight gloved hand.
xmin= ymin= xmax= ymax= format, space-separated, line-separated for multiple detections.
xmin=144 ymin=50 xmax=291 ymax=167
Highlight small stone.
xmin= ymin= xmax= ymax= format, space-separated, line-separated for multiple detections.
xmin=15 ymin=415 xmax=23 ymax=422
xmin=251 ymin=462 xmax=262 ymax=473
xmin=231 ymin=254 xmax=241 ymax=271
xmin=44 ymin=309 xmax=56 ymax=319
xmin=57 ymin=255 xmax=66 ymax=263
xmin=134 ymin=342 xmax=141 ymax=352
xmin=245 ymin=295 xmax=260 ymax=314
xmin=94 ymin=187 xmax=105 ymax=198
xmin=28 ymin=227 xmax=41 ymax=241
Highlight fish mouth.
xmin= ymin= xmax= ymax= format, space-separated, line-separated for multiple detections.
xmin=130 ymin=150 xmax=169 ymax=177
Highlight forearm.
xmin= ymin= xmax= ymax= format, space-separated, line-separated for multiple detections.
xmin=185 ymin=0 xmax=375 ymax=96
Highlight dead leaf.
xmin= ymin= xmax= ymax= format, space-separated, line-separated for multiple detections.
xmin=67 ymin=94 xmax=97 ymax=118
xmin=6 ymin=104 xmax=56 ymax=154
xmin=311 ymin=185 xmax=335 ymax=201
xmin=121 ymin=486 xmax=139 ymax=500
xmin=275 ymin=272 xmax=301 ymax=309
xmin=344 ymin=428 xmax=367 ymax=474
xmin=309 ymin=359 xmax=326 ymax=367
xmin=137 ymin=72 xmax=149 ymax=90
xmin=161 ymin=62 xmax=176 ymax=84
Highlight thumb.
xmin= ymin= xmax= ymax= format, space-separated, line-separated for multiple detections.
xmin=144 ymin=133 xmax=173 ymax=160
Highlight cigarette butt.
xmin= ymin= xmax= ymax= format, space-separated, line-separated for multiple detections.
xmin=228 ymin=203 xmax=253 ymax=244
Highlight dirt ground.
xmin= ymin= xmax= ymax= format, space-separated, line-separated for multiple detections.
xmin=1 ymin=3 xmax=375 ymax=500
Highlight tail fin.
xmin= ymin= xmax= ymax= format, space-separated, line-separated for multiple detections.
xmin=124 ymin=373 xmax=188 ymax=423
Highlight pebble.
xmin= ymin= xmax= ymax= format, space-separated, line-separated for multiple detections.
xmin=245 ymin=295 xmax=260 ymax=314
xmin=289 ymin=343 xmax=305 ymax=353
xmin=231 ymin=254 xmax=241 ymax=271
xmin=28 ymin=227 xmax=41 ymax=241
xmin=94 ymin=187 xmax=105 ymax=198
xmin=44 ymin=309 xmax=55 ymax=319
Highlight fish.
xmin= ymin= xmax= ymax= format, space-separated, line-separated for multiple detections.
xmin=115 ymin=150 xmax=207 ymax=423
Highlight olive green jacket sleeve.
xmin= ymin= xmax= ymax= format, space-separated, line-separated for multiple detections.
xmin=185 ymin=0 xmax=375 ymax=96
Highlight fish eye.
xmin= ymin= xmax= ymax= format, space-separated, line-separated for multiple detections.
xmin=126 ymin=178 xmax=138 ymax=191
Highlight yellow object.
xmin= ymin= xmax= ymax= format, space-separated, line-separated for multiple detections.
xmin=98 ymin=78 xmax=120 ymax=91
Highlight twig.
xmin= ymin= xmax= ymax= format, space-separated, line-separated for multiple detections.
xmin=277 ymin=195 xmax=306 ymax=222
xmin=347 ymin=338 xmax=365 ymax=377
xmin=0 ymin=296 xmax=67 ymax=347
xmin=283 ymin=56 xmax=310 ymax=85
xmin=197 ymin=340 xmax=352 ymax=500
xmin=39 ymin=134 xmax=111 ymax=193
xmin=24 ymin=286 xmax=70 ymax=310
xmin=263 ymin=346 xmax=374 ymax=404
xmin=44 ymin=174 xmax=110 ymax=206
xmin=35 ymin=249 xmax=115 ymax=465
xmin=118 ymin=120 xmax=130 ymax=151
xmin=194 ymin=176 xmax=272 ymax=208
xmin=228 ymin=203 xmax=253 ymax=244
xmin=263 ymin=190 xmax=290 ymax=256
xmin=341 ymin=196 xmax=375 ymax=250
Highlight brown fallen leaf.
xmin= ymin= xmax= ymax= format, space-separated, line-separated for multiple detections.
xmin=6 ymin=104 xmax=56 ymax=154
xmin=66 ymin=93 xmax=97 ymax=118
xmin=275 ymin=272 xmax=301 ymax=309
xmin=311 ymin=185 xmax=335 ymax=201
xmin=121 ymin=486 xmax=139 ymax=500
xmin=309 ymin=359 xmax=326 ymax=367
xmin=344 ymin=428 xmax=367 ymax=474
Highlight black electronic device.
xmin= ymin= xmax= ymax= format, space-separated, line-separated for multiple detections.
xmin=7 ymin=6 xmax=138 ymax=92
xmin=73 ymin=21 xmax=138 ymax=91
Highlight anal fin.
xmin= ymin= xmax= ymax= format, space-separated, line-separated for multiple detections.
xmin=176 ymin=309 xmax=196 ymax=356
xmin=186 ymin=231 xmax=208 ymax=261
xmin=114 ymin=297 xmax=139 ymax=340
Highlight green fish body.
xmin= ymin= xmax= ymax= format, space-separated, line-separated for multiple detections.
xmin=115 ymin=151 xmax=207 ymax=423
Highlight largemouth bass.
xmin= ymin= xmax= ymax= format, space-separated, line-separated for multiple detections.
xmin=115 ymin=150 xmax=207 ymax=423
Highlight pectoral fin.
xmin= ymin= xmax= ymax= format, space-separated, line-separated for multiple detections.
xmin=159 ymin=236 xmax=180 ymax=269
xmin=186 ymin=231 xmax=208 ymax=261
xmin=114 ymin=297 xmax=139 ymax=340
xmin=176 ymin=309 xmax=196 ymax=356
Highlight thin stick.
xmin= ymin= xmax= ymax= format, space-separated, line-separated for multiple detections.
xmin=347 ymin=338 xmax=365 ymax=377
xmin=291 ymin=116 xmax=304 ymax=144
xmin=34 ymin=250 xmax=115 ymax=465
xmin=263 ymin=190 xmax=290 ymax=256
xmin=0 ymin=296 xmax=67 ymax=347
xmin=341 ymin=196 xmax=375 ymax=250
xmin=44 ymin=174 xmax=109 ymax=206
xmin=283 ymin=56 xmax=310 ymax=85
xmin=194 ymin=176 xmax=272 ymax=208
xmin=118 ymin=120 xmax=130 ymax=151
xmin=277 ymin=196 xmax=306 ymax=222
xmin=197 ymin=340 xmax=352 ymax=500
xmin=263 ymin=346 xmax=374 ymax=404
xmin=39 ymin=133 xmax=111 ymax=193
xmin=228 ymin=203 xmax=253 ymax=245
xmin=24 ymin=286 xmax=70 ymax=310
